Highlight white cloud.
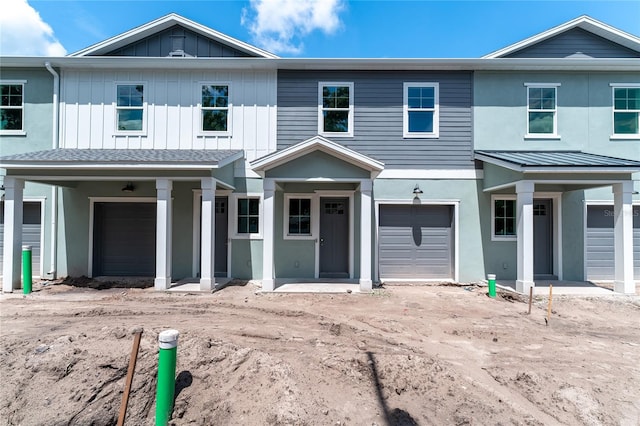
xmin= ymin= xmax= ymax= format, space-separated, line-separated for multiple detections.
xmin=0 ymin=0 xmax=66 ymax=56
xmin=242 ymin=0 xmax=345 ymax=55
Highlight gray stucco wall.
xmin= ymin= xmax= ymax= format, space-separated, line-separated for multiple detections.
xmin=278 ymin=70 xmax=474 ymax=169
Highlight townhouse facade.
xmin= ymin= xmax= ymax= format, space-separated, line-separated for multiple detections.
xmin=1 ymin=15 xmax=638 ymax=294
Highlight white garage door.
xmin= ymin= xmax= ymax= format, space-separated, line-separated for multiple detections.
xmin=585 ymin=205 xmax=640 ymax=280
xmin=0 ymin=201 xmax=42 ymax=277
xmin=378 ymin=204 xmax=454 ymax=280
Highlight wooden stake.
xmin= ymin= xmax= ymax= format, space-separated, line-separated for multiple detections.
xmin=545 ymin=285 xmax=553 ymax=326
xmin=527 ymin=286 xmax=533 ymax=315
xmin=117 ymin=328 xmax=143 ymax=426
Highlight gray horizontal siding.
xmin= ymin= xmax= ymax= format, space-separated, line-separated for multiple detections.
xmin=506 ymin=28 xmax=640 ymax=58
xmin=277 ymin=70 xmax=473 ymax=169
xmin=103 ymin=24 xmax=253 ymax=58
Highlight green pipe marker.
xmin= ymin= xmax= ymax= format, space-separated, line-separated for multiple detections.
xmin=22 ymin=245 xmax=32 ymax=295
xmin=487 ymin=274 xmax=496 ymax=298
xmin=155 ymin=329 xmax=179 ymax=426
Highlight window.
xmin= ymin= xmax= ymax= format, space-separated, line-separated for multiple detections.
xmin=526 ymin=84 xmax=558 ymax=136
xmin=201 ymin=84 xmax=230 ymax=133
xmin=612 ymin=86 xmax=640 ymax=136
xmin=288 ymin=198 xmax=311 ymax=235
xmin=319 ymin=82 xmax=353 ymax=137
xmin=404 ymin=82 xmax=439 ymax=138
xmin=237 ymin=198 xmax=260 ymax=234
xmin=116 ymin=84 xmax=144 ymax=132
xmin=1 ymin=82 xmax=24 ymax=134
xmin=492 ymin=196 xmax=516 ymax=240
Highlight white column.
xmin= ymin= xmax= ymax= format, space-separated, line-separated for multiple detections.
xmin=359 ymin=180 xmax=373 ymax=292
xmin=613 ymin=181 xmax=635 ymax=294
xmin=261 ymin=179 xmax=275 ymax=291
xmin=155 ymin=179 xmax=172 ymax=291
xmin=200 ymin=178 xmax=216 ymax=291
xmin=2 ymin=177 xmax=24 ymax=292
xmin=516 ymin=181 xmax=535 ymax=294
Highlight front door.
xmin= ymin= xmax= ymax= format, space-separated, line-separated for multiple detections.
xmin=319 ymin=197 xmax=349 ymax=278
xmin=214 ymin=197 xmax=228 ymax=277
xmin=198 ymin=196 xmax=228 ymax=277
xmin=533 ymin=199 xmax=553 ymax=277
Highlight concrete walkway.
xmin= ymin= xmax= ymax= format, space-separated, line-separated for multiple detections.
xmin=496 ymin=280 xmax=615 ymax=296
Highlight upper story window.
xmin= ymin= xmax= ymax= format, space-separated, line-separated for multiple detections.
xmin=201 ymin=84 xmax=230 ymax=134
xmin=612 ymin=85 xmax=640 ymax=137
xmin=403 ymin=82 xmax=439 ymax=138
xmin=1 ymin=82 xmax=25 ymax=135
xmin=116 ymin=84 xmax=145 ymax=133
xmin=319 ymin=82 xmax=353 ymax=137
xmin=525 ymin=83 xmax=559 ymax=137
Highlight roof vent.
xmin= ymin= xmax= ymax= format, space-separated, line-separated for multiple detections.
xmin=168 ymin=35 xmax=191 ymax=57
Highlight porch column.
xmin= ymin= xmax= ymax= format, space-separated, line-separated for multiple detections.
xmin=359 ymin=180 xmax=373 ymax=292
xmin=516 ymin=181 xmax=535 ymax=294
xmin=262 ymin=179 xmax=275 ymax=291
xmin=2 ymin=177 xmax=24 ymax=293
xmin=155 ymin=179 xmax=173 ymax=291
xmin=613 ymin=181 xmax=635 ymax=294
xmin=200 ymin=178 xmax=216 ymax=291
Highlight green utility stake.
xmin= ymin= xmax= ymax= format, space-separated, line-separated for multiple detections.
xmin=22 ymin=245 xmax=32 ymax=295
xmin=155 ymin=329 xmax=179 ymax=426
xmin=487 ymin=274 xmax=496 ymax=298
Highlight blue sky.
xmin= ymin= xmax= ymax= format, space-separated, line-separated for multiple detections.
xmin=2 ymin=0 xmax=640 ymax=57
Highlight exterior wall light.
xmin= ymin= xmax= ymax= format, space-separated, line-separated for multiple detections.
xmin=122 ymin=182 xmax=135 ymax=193
xmin=413 ymin=184 xmax=423 ymax=195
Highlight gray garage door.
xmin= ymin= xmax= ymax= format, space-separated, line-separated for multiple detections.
xmin=93 ymin=202 xmax=156 ymax=276
xmin=586 ymin=205 xmax=640 ymax=280
xmin=0 ymin=201 xmax=42 ymax=277
xmin=379 ymin=205 xmax=454 ymax=280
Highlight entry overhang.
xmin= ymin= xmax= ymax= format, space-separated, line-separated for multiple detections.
xmin=251 ymin=136 xmax=384 ymax=178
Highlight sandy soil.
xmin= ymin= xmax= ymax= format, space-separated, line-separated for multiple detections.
xmin=1 ymin=281 xmax=639 ymax=426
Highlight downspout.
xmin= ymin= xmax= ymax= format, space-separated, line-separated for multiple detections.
xmin=45 ymin=62 xmax=59 ymax=278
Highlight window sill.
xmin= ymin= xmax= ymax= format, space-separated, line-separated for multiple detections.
xmin=283 ymin=235 xmax=315 ymax=241
xmin=319 ymin=132 xmax=353 ymax=138
xmin=524 ymin=134 xmax=560 ymax=140
xmin=491 ymin=235 xmax=517 ymax=242
xmin=610 ymin=135 xmax=640 ymax=141
xmin=114 ymin=132 xmax=147 ymax=137
xmin=403 ymin=133 xmax=439 ymax=139
xmin=0 ymin=130 xmax=26 ymax=136
xmin=198 ymin=131 xmax=232 ymax=137
xmin=231 ymin=234 xmax=263 ymax=240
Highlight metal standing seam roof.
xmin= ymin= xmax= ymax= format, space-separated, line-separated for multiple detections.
xmin=474 ymin=150 xmax=640 ymax=168
xmin=0 ymin=149 xmax=243 ymax=166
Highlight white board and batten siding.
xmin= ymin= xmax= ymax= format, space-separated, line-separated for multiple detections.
xmin=60 ymin=69 xmax=277 ymax=162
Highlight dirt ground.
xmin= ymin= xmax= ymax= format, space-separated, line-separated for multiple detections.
xmin=1 ymin=281 xmax=639 ymax=426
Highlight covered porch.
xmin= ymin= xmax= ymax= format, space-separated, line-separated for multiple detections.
xmin=251 ymin=136 xmax=384 ymax=293
xmin=1 ymin=149 xmax=242 ymax=292
xmin=476 ymin=150 xmax=640 ymax=295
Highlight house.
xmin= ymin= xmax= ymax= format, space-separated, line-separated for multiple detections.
xmin=474 ymin=16 xmax=640 ymax=294
xmin=1 ymin=15 xmax=638 ymax=294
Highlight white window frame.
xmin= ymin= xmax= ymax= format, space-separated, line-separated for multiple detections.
xmin=491 ymin=195 xmax=517 ymax=241
xmin=198 ymin=82 xmax=232 ymax=136
xmin=283 ymin=194 xmax=318 ymax=240
xmin=0 ymin=80 xmax=26 ymax=135
xmin=403 ymin=82 xmax=439 ymax=138
xmin=610 ymin=83 xmax=640 ymax=139
xmin=318 ymin=82 xmax=354 ymax=138
xmin=230 ymin=193 xmax=263 ymax=239
xmin=114 ymin=82 xmax=147 ymax=135
xmin=524 ymin=83 xmax=560 ymax=139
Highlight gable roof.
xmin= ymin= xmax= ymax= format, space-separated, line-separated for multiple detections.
xmin=251 ymin=136 xmax=384 ymax=176
xmin=484 ymin=15 xmax=640 ymax=59
xmin=69 ymin=13 xmax=278 ymax=58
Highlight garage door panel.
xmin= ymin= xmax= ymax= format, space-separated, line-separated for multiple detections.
xmin=586 ymin=205 xmax=640 ymax=280
xmin=93 ymin=203 xmax=155 ymax=276
xmin=0 ymin=202 xmax=42 ymax=277
xmin=379 ymin=205 xmax=454 ymax=280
